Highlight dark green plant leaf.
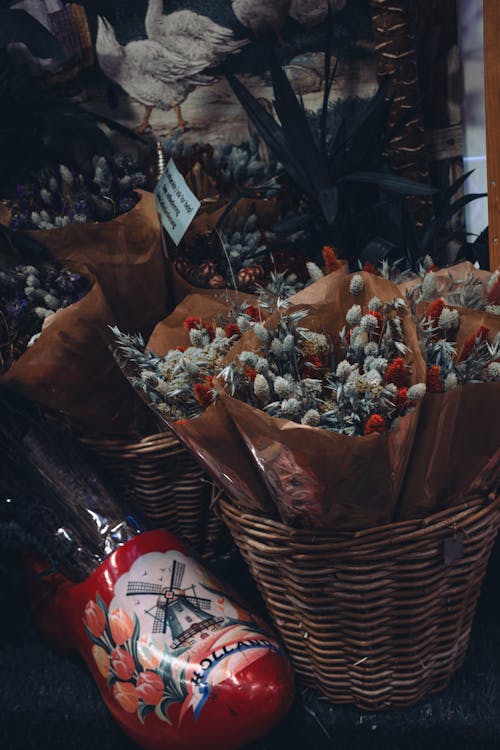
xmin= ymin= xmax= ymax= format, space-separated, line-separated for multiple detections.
xmin=340 ymin=171 xmax=436 ymax=196
xmin=436 ymin=169 xmax=475 ymax=213
xmin=419 ymin=192 xmax=487 ymax=254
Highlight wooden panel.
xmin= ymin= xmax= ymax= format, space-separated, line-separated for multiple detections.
xmin=483 ymin=0 xmax=500 ymax=269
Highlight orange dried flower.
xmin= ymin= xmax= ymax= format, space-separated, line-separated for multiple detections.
xmin=176 ymin=345 xmax=186 ymax=353
xmin=244 ymin=366 xmax=257 ymax=382
xmin=364 ymin=414 xmax=386 ymax=435
xmin=184 ymin=316 xmax=202 ymax=331
xmin=363 ymin=261 xmax=380 ymax=276
xmin=426 ymin=365 xmax=443 ymax=392
xmin=176 ymin=418 xmax=188 ymax=425
xmin=424 ymin=298 xmax=445 ymax=322
xmin=395 ymin=387 xmax=408 ymax=406
xmin=385 ymin=357 xmax=409 ymax=388
xmin=322 ymin=245 xmax=341 ymax=273
xmin=224 ymin=322 xmax=241 ymax=338
xmin=459 ymin=325 xmax=490 ymax=362
xmin=202 ymin=320 xmax=215 ymax=341
xmin=193 ymin=383 xmax=214 ymax=408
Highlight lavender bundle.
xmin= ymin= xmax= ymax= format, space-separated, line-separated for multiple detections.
xmin=9 ymin=155 xmax=146 ymax=230
xmin=0 ymin=258 xmax=89 ymax=373
xmin=0 ymin=401 xmax=140 ymax=581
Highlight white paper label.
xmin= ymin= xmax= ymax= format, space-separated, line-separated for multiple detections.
xmin=154 ymin=158 xmax=201 ymax=246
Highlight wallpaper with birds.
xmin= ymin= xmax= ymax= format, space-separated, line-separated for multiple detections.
xmin=11 ymin=1 xmax=377 ymax=147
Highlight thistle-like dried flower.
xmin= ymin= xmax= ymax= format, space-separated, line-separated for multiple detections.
xmin=254 ymin=323 xmax=269 ymax=343
xmin=360 ymin=314 xmax=379 ymax=333
xmin=254 ymin=373 xmax=270 ymax=402
xmin=306 ymin=262 xmax=324 ymax=283
xmin=444 ymin=372 xmax=458 ymax=390
xmin=274 ymin=376 xmax=292 ymax=398
xmin=280 ymin=398 xmax=301 ymax=416
xmin=346 ymin=304 xmax=362 ymax=327
xmin=335 ymin=360 xmax=352 ymax=381
xmin=487 ymin=361 xmax=500 ymax=380
xmin=407 ymin=383 xmax=427 ymax=400
xmin=438 ymin=307 xmax=459 ymax=330
xmin=349 ymin=274 xmax=364 ymax=295
xmin=301 ymin=409 xmax=321 ymax=426
xmin=421 ymin=271 xmax=438 ymax=302
xmin=368 ymin=297 xmax=383 ymax=312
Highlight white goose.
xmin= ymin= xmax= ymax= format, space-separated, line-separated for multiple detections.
xmin=230 ymin=0 xmax=290 ymax=40
xmin=96 ymin=17 xmax=214 ymax=133
xmin=289 ymin=0 xmax=346 ymax=28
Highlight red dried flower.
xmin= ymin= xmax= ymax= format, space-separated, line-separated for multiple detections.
xmin=458 ymin=325 xmax=489 ymax=362
xmin=244 ymin=366 xmax=257 ymax=382
xmin=224 ymin=322 xmax=241 ymax=338
xmin=385 ymin=357 xmax=409 ymax=388
xmin=424 ymin=298 xmax=445 ymax=322
xmin=176 ymin=345 xmax=186 ymax=353
xmin=322 ymin=245 xmax=341 ymax=273
xmin=367 ymin=310 xmax=383 ymax=330
xmin=244 ymin=305 xmax=261 ymax=322
xmin=487 ymin=275 xmax=500 ymax=305
xmin=363 ymin=261 xmax=380 ymax=276
xmin=176 ymin=418 xmax=188 ymax=425
xmin=395 ymin=387 xmax=408 ymax=406
xmin=363 ymin=414 xmax=386 ymax=435
xmin=426 ymin=365 xmax=443 ymax=392
xmin=193 ymin=383 xmax=214 ymax=408
xmin=184 ymin=316 xmax=202 ymax=331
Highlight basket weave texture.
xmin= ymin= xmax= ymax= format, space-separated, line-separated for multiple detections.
xmin=79 ymin=431 xmax=228 ymax=559
xmin=217 ymin=491 xmax=500 ymax=710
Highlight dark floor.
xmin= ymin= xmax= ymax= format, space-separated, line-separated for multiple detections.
xmin=0 ymin=542 xmax=499 ymax=750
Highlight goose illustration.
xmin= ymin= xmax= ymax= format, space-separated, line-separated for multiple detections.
xmin=289 ymin=0 xmax=346 ymax=27
xmin=231 ymin=0 xmax=290 ymax=40
xmin=96 ymin=3 xmax=247 ymax=134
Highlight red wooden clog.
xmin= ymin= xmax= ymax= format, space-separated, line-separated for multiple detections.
xmin=29 ymin=530 xmax=294 ymax=750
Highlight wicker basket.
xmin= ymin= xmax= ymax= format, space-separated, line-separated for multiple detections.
xmin=216 ymin=491 xmax=500 ymax=710
xmin=79 ymin=431 xmax=229 ymax=559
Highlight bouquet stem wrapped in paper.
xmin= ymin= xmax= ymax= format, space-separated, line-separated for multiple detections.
xmin=1 ymin=191 xmax=168 ymax=433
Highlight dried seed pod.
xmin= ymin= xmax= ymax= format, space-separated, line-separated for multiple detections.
xmin=237 ymin=265 xmax=265 ymax=290
xmin=208 ymin=274 xmax=225 ymax=289
xmin=197 ymin=261 xmax=218 ymax=282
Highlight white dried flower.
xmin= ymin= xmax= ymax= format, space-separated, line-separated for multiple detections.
xmin=55 ymin=216 xmax=70 ymax=227
xmin=360 ymin=314 xmax=379 ymax=333
xmin=215 ymin=326 xmax=225 ymax=339
xmin=239 ymin=352 xmax=258 ymax=366
xmin=49 ymin=177 xmax=58 ymax=192
xmin=368 ymin=297 xmax=382 ymax=312
xmin=40 ymin=188 xmax=52 ymax=205
xmin=306 ymin=261 xmax=324 ymax=282
xmin=385 ymin=383 xmax=398 ymax=396
xmin=346 ymin=304 xmax=362 ymax=327
xmin=254 ymin=357 xmax=270 ymax=374
xmin=189 ymin=329 xmax=204 ymax=347
xmin=283 ymin=334 xmax=295 ymax=352
xmin=394 ymin=298 xmax=407 ymax=309
xmin=254 ymin=373 xmax=270 ymax=402
xmin=30 ymin=211 xmax=43 ymax=227
xmin=26 ymin=274 xmax=39 ymax=288
xmin=486 ymin=304 xmax=500 ymax=315
xmin=301 ymin=409 xmax=321 ymax=426
xmin=44 ymin=293 xmax=60 ymax=310
xmin=254 ymin=323 xmax=269 ymax=343
xmin=302 ymin=378 xmax=322 ymax=395
xmin=349 ymin=274 xmax=364 ymax=295
xmin=365 ymin=368 xmax=382 ymax=386
xmin=270 ymin=339 xmax=283 ymax=357
xmin=155 ymin=380 xmax=171 ymax=397
xmin=407 ymin=383 xmax=427 ymax=400
xmin=487 ymin=361 xmax=500 ymax=380
xmin=422 ymin=272 xmax=438 ymax=302
xmin=281 ymin=398 xmax=301 ymax=416
xmin=371 ymin=357 xmax=388 ymax=373
xmin=364 ymin=342 xmax=379 ymax=357
xmin=236 ymin=316 xmax=251 ymax=332
xmin=438 ymin=307 xmax=459 ymax=330
xmin=352 ymin=332 xmax=368 ymax=351
xmin=336 ymin=360 xmax=352 ymax=381
xmin=274 ymin=376 xmax=292 ymax=397
xmin=59 ymin=164 xmax=73 ymax=184
xmin=182 ymin=359 xmax=199 ymax=376
xmin=444 ymin=372 xmax=459 ymax=390
xmin=27 ymin=332 xmax=41 ymax=348
xmin=34 ymin=306 xmax=52 ymax=320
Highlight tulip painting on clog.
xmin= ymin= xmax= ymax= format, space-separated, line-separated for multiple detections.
xmin=33 ymin=530 xmax=294 ymax=750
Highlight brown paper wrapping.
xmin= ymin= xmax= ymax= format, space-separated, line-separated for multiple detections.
xmin=1 ymin=191 xmax=168 ymax=433
xmin=399 ymin=260 xmax=492 ymax=301
xmin=213 ymin=272 xmax=427 ymax=529
xmin=396 ymin=306 xmax=500 ymax=519
xmin=144 ymin=292 xmax=275 ymax=513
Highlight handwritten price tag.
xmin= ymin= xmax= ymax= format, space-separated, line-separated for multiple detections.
xmin=154 ymin=159 xmax=201 ymax=246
